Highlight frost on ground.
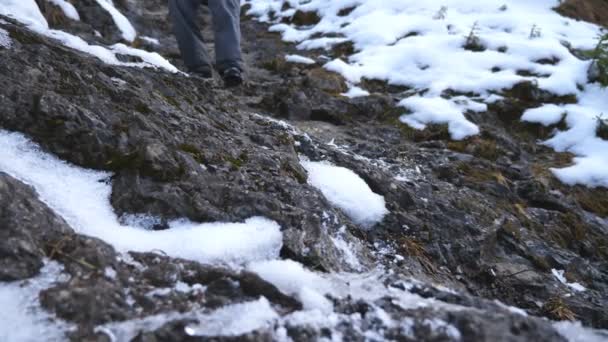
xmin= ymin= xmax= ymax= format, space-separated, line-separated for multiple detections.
xmin=0 ymin=0 xmax=178 ymax=72
xmin=0 ymin=261 xmax=72 ymax=342
xmin=0 ymin=130 xmax=283 ymax=266
xmin=301 ymin=159 xmax=388 ymax=228
xmin=243 ymin=0 xmax=608 ymax=187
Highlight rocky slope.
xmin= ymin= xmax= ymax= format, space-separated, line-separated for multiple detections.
xmin=0 ymin=0 xmax=607 ymax=341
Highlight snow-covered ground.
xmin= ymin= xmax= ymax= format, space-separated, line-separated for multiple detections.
xmin=0 ymin=261 xmax=73 ymax=342
xmin=1 ymin=0 xmax=608 ymax=340
xmin=0 ymin=131 xmax=283 ymax=266
xmin=0 ymin=0 xmax=178 ymax=72
xmin=243 ymin=0 xmax=608 ymax=188
xmin=46 ymin=0 xmax=80 ymax=21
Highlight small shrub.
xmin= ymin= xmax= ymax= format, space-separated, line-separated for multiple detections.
xmin=588 ymin=32 xmax=608 ymax=87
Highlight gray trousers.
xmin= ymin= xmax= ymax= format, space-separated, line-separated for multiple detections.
xmin=168 ymin=0 xmax=242 ymax=72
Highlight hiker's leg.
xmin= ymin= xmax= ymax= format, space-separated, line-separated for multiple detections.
xmin=207 ymin=0 xmax=243 ymax=72
xmin=168 ymin=0 xmax=212 ymax=70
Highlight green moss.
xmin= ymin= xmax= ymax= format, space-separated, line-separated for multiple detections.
xmin=225 ymin=151 xmax=248 ymax=169
xmin=178 ymin=144 xmax=205 ymax=164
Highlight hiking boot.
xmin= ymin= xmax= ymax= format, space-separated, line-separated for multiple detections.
xmin=221 ymin=67 xmax=243 ymax=87
xmin=189 ymin=65 xmax=213 ymax=79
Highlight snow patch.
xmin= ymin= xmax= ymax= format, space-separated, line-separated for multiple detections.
xmin=0 ymin=130 xmax=283 ymax=266
xmin=0 ymin=0 xmax=48 ymax=30
xmin=285 ymin=54 xmax=315 ymax=64
xmin=140 ymin=36 xmax=160 ymax=45
xmin=554 ymin=321 xmax=608 ymax=342
xmin=0 ymin=0 xmax=178 ymax=72
xmin=0 ymin=261 xmax=73 ymax=342
xmin=0 ymin=27 xmax=11 ymax=48
xmin=46 ymin=0 xmax=80 ymax=21
xmin=301 ymin=160 xmax=388 ymax=228
xmin=94 ymin=0 xmax=136 ymax=42
xmin=551 ymin=269 xmax=586 ymax=292
xmin=244 ymin=0 xmax=608 ymax=187
xmin=248 ymin=259 xmax=334 ymax=312
xmin=342 ymin=84 xmax=370 ymax=98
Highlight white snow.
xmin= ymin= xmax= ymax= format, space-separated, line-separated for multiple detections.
xmin=94 ymin=0 xmax=136 ymax=42
xmin=46 ymin=0 xmax=80 ymax=21
xmin=285 ymin=54 xmax=316 ymax=64
xmin=140 ymin=36 xmax=160 ymax=45
xmin=0 ymin=130 xmax=283 ymax=266
xmin=185 ymin=298 xmax=280 ymax=337
xmin=342 ymin=84 xmax=370 ymax=98
xmin=244 ymin=0 xmax=608 ymax=187
xmin=0 ymin=0 xmax=179 ymax=73
xmin=248 ymin=259 xmax=334 ymax=312
xmin=0 ymin=0 xmax=48 ymax=30
xmin=0 ymin=27 xmax=11 ymax=48
xmin=99 ymin=298 xmax=279 ymax=340
xmin=551 ymin=269 xmax=587 ymax=292
xmin=301 ymin=160 xmax=388 ymax=228
xmin=0 ymin=261 xmax=73 ymax=342
xmin=554 ymin=321 xmax=608 ymax=342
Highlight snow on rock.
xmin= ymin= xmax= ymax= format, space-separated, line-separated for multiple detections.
xmin=0 ymin=130 xmax=283 ymax=266
xmin=342 ymin=84 xmax=370 ymax=98
xmin=554 ymin=321 xmax=608 ymax=342
xmin=98 ymin=298 xmax=279 ymax=341
xmin=285 ymin=54 xmax=316 ymax=64
xmin=184 ymin=298 xmax=280 ymax=337
xmin=94 ymin=0 xmax=136 ymax=42
xmin=551 ymin=269 xmax=587 ymax=292
xmin=140 ymin=36 xmax=160 ymax=45
xmin=301 ymin=160 xmax=388 ymax=228
xmin=0 ymin=27 xmax=11 ymax=48
xmin=525 ymin=84 xmax=608 ymax=188
xmin=248 ymin=259 xmax=334 ymax=312
xmin=0 ymin=0 xmax=48 ymax=30
xmin=399 ymin=96 xmax=481 ymax=140
xmin=244 ymin=0 xmax=608 ymax=187
xmin=0 ymin=0 xmax=178 ymax=72
xmin=0 ymin=261 xmax=73 ymax=342
xmin=46 ymin=0 xmax=80 ymax=21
